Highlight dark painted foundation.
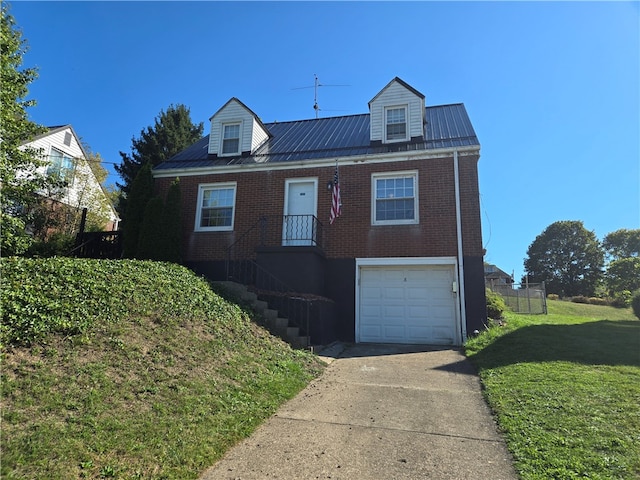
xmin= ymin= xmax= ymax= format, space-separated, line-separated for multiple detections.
xmin=186 ymin=255 xmax=486 ymax=346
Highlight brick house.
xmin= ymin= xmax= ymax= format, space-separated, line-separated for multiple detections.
xmin=153 ymin=77 xmax=486 ymax=346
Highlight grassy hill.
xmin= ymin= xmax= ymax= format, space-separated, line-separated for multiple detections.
xmin=466 ymin=299 xmax=639 ymax=479
xmin=1 ymin=258 xmax=325 ymax=479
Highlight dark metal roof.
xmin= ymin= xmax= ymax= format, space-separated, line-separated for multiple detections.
xmin=155 ymin=103 xmax=479 ymax=171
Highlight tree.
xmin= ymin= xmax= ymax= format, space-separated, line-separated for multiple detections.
xmin=603 ymin=229 xmax=640 ymax=261
xmin=162 ymin=178 xmax=182 ymax=263
xmin=523 ymin=220 xmax=604 ymax=297
xmin=122 ymin=162 xmax=154 ymax=258
xmin=136 ymin=196 xmax=164 ymax=260
xmin=605 ymin=257 xmax=640 ymax=296
xmin=82 ymin=143 xmax=109 ymax=185
xmin=602 ymin=229 xmax=640 ymax=304
xmin=115 ymin=104 xmax=203 ymax=199
xmin=135 ymin=178 xmax=182 ymax=262
xmin=0 ymin=4 xmax=48 ymax=255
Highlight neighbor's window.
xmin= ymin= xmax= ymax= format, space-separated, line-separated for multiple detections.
xmin=47 ymin=148 xmax=75 ymax=185
xmin=221 ymin=123 xmax=241 ymax=155
xmin=385 ymin=106 xmax=407 ymax=142
xmin=372 ymin=172 xmax=418 ymax=225
xmin=196 ymin=183 xmax=237 ymax=231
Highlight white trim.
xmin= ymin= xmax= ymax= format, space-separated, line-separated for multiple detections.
xmin=384 ymin=104 xmax=409 ymax=143
xmin=354 ymin=257 xmax=461 ymax=345
xmin=194 ymin=182 xmax=237 ymax=232
xmin=283 ymin=177 xmax=318 ymax=218
xmin=371 ymin=170 xmax=418 ymax=226
xmin=152 ymin=145 xmax=480 ymax=179
xmin=282 ymin=177 xmax=318 ymax=246
xmin=220 ymin=121 xmax=243 ymax=156
xmin=453 ymin=150 xmax=468 ymax=342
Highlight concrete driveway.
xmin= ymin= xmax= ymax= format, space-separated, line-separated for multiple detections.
xmin=200 ymin=343 xmax=517 ymax=480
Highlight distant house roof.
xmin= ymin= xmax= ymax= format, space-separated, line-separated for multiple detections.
xmin=25 ymin=124 xmax=89 ymax=159
xmin=484 ymin=264 xmax=513 ymax=282
xmin=155 ymin=103 xmax=479 ymax=171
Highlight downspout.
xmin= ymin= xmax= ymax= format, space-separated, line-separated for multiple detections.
xmin=454 ymin=150 xmax=468 ymax=343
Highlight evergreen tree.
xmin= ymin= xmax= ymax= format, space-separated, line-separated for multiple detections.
xmin=115 ymin=104 xmax=203 ymax=200
xmin=136 ymin=196 xmax=164 ymax=261
xmin=162 ymin=178 xmax=182 ymax=263
xmin=135 ymin=178 xmax=182 ymax=262
xmin=0 ymin=4 xmax=48 ymax=255
xmin=122 ymin=163 xmax=154 ymax=258
xmin=524 ymin=220 xmax=604 ymax=297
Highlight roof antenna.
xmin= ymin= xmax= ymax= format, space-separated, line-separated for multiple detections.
xmin=292 ymin=74 xmax=350 ymax=118
xmin=312 ymin=74 xmax=320 ymax=118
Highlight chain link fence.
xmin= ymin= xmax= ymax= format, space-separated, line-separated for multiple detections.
xmin=488 ymin=280 xmax=547 ymax=314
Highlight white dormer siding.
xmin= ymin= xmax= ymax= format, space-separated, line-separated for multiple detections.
xmin=22 ymin=125 xmax=119 ymax=227
xmin=208 ymin=98 xmax=270 ymax=156
xmin=369 ymin=78 xmax=426 ymax=144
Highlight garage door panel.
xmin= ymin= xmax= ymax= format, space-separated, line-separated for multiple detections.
xmin=406 ymin=286 xmax=428 ymax=300
xmin=382 ymin=325 xmax=405 ymax=341
xmin=361 ymin=286 xmax=382 ymax=299
xmin=384 ymin=305 xmax=405 ymax=317
xmin=360 ymin=325 xmax=382 ymax=340
xmin=385 ymin=287 xmax=404 ymax=299
xmin=358 ymin=264 xmax=457 ymax=345
xmin=406 ymin=326 xmax=431 ymax=342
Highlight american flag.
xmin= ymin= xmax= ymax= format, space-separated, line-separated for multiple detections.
xmin=329 ymin=165 xmax=341 ymax=224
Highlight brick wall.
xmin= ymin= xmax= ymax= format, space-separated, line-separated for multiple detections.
xmin=154 ymin=152 xmax=483 ymax=262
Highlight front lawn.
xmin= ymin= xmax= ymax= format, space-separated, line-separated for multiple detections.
xmin=465 ymin=300 xmax=640 ymax=479
xmin=1 ymin=258 xmax=324 ymax=479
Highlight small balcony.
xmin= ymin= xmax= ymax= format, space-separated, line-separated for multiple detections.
xmin=257 ymin=214 xmax=324 ymax=249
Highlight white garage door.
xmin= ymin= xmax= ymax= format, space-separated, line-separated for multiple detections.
xmin=358 ymin=265 xmax=457 ymax=345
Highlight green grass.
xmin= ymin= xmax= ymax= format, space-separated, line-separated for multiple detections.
xmin=1 ymin=258 xmax=325 ymax=479
xmin=465 ymin=300 xmax=640 ymax=479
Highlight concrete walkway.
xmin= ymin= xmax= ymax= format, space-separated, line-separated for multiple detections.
xmin=200 ymin=343 xmax=517 ymax=480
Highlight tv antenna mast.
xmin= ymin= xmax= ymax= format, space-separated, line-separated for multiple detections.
xmin=292 ymin=74 xmax=350 ymax=118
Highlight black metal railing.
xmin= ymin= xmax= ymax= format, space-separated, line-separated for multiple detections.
xmin=225 ymin=214 xmax=325 ymax=344
xmin=226 ymin=214 xmax=324 ymax=281
xmin=256 ymin=214 xmax=324 ymax=248
xmin=68 ymin=231 xmax=122 ymax=259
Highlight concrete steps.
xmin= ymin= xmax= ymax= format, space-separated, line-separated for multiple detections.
xmin=212 ymin=281 xmax=309 ymax=349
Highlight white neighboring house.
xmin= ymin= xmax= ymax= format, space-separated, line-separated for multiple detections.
xmin=24 ymin=125 xmax=119 ymax=232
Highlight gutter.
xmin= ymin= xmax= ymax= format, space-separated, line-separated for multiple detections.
xmin=152 ymin=145 xmax=481 ymax=179
xmin=453 ymin=150 xmax=468 ymax=343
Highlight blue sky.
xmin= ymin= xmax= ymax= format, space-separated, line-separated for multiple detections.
xmin=10 ymin=1 xmax=640 ymax=281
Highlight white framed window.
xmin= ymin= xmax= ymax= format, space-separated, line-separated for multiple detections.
xmin=47 ymin=148 xmax=75 ymax=185
xmin=372 ymin=171 xmax=418 ymax=225
xmin=195 ymin=182 xmax=237 ymax=231
xmin=385 ymin=105 xmax=408 ymax=142
xmin=221 ymin=123 xmax=241 ymax=155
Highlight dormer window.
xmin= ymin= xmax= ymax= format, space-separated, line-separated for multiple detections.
xmin=369 ymin=78 xmax=425 ymax=145
xmin=221 ymin=123 xmax=241 ymax=155
xmin=385 ymin=106 xmax=408 ymax=142
xmin=208 ymin=98 xmax=271 ymax=157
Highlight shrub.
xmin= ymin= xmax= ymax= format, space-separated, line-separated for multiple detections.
xmin=486 ymin=288 xmax=507 ymax=319
xmin=611 ymin=290 xmax=632 ymax=308
xmin=571 ymin=295 xmax=590 ymax=304
xmin=26 ymin=233 xmax=75 ymax=258
xmin=632 ymin=291 xmax=640 ymax=320
xmin=547 ymin=293 xmax=560 ymax=301
xmin=588 ymin=297 xmax=609 ymax=306
xmin=0 ymin=257 xmax=233 ymax=347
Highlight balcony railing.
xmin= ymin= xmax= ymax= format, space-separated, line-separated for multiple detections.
xmin=225 ymin=214 xmax=325 ymax=344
